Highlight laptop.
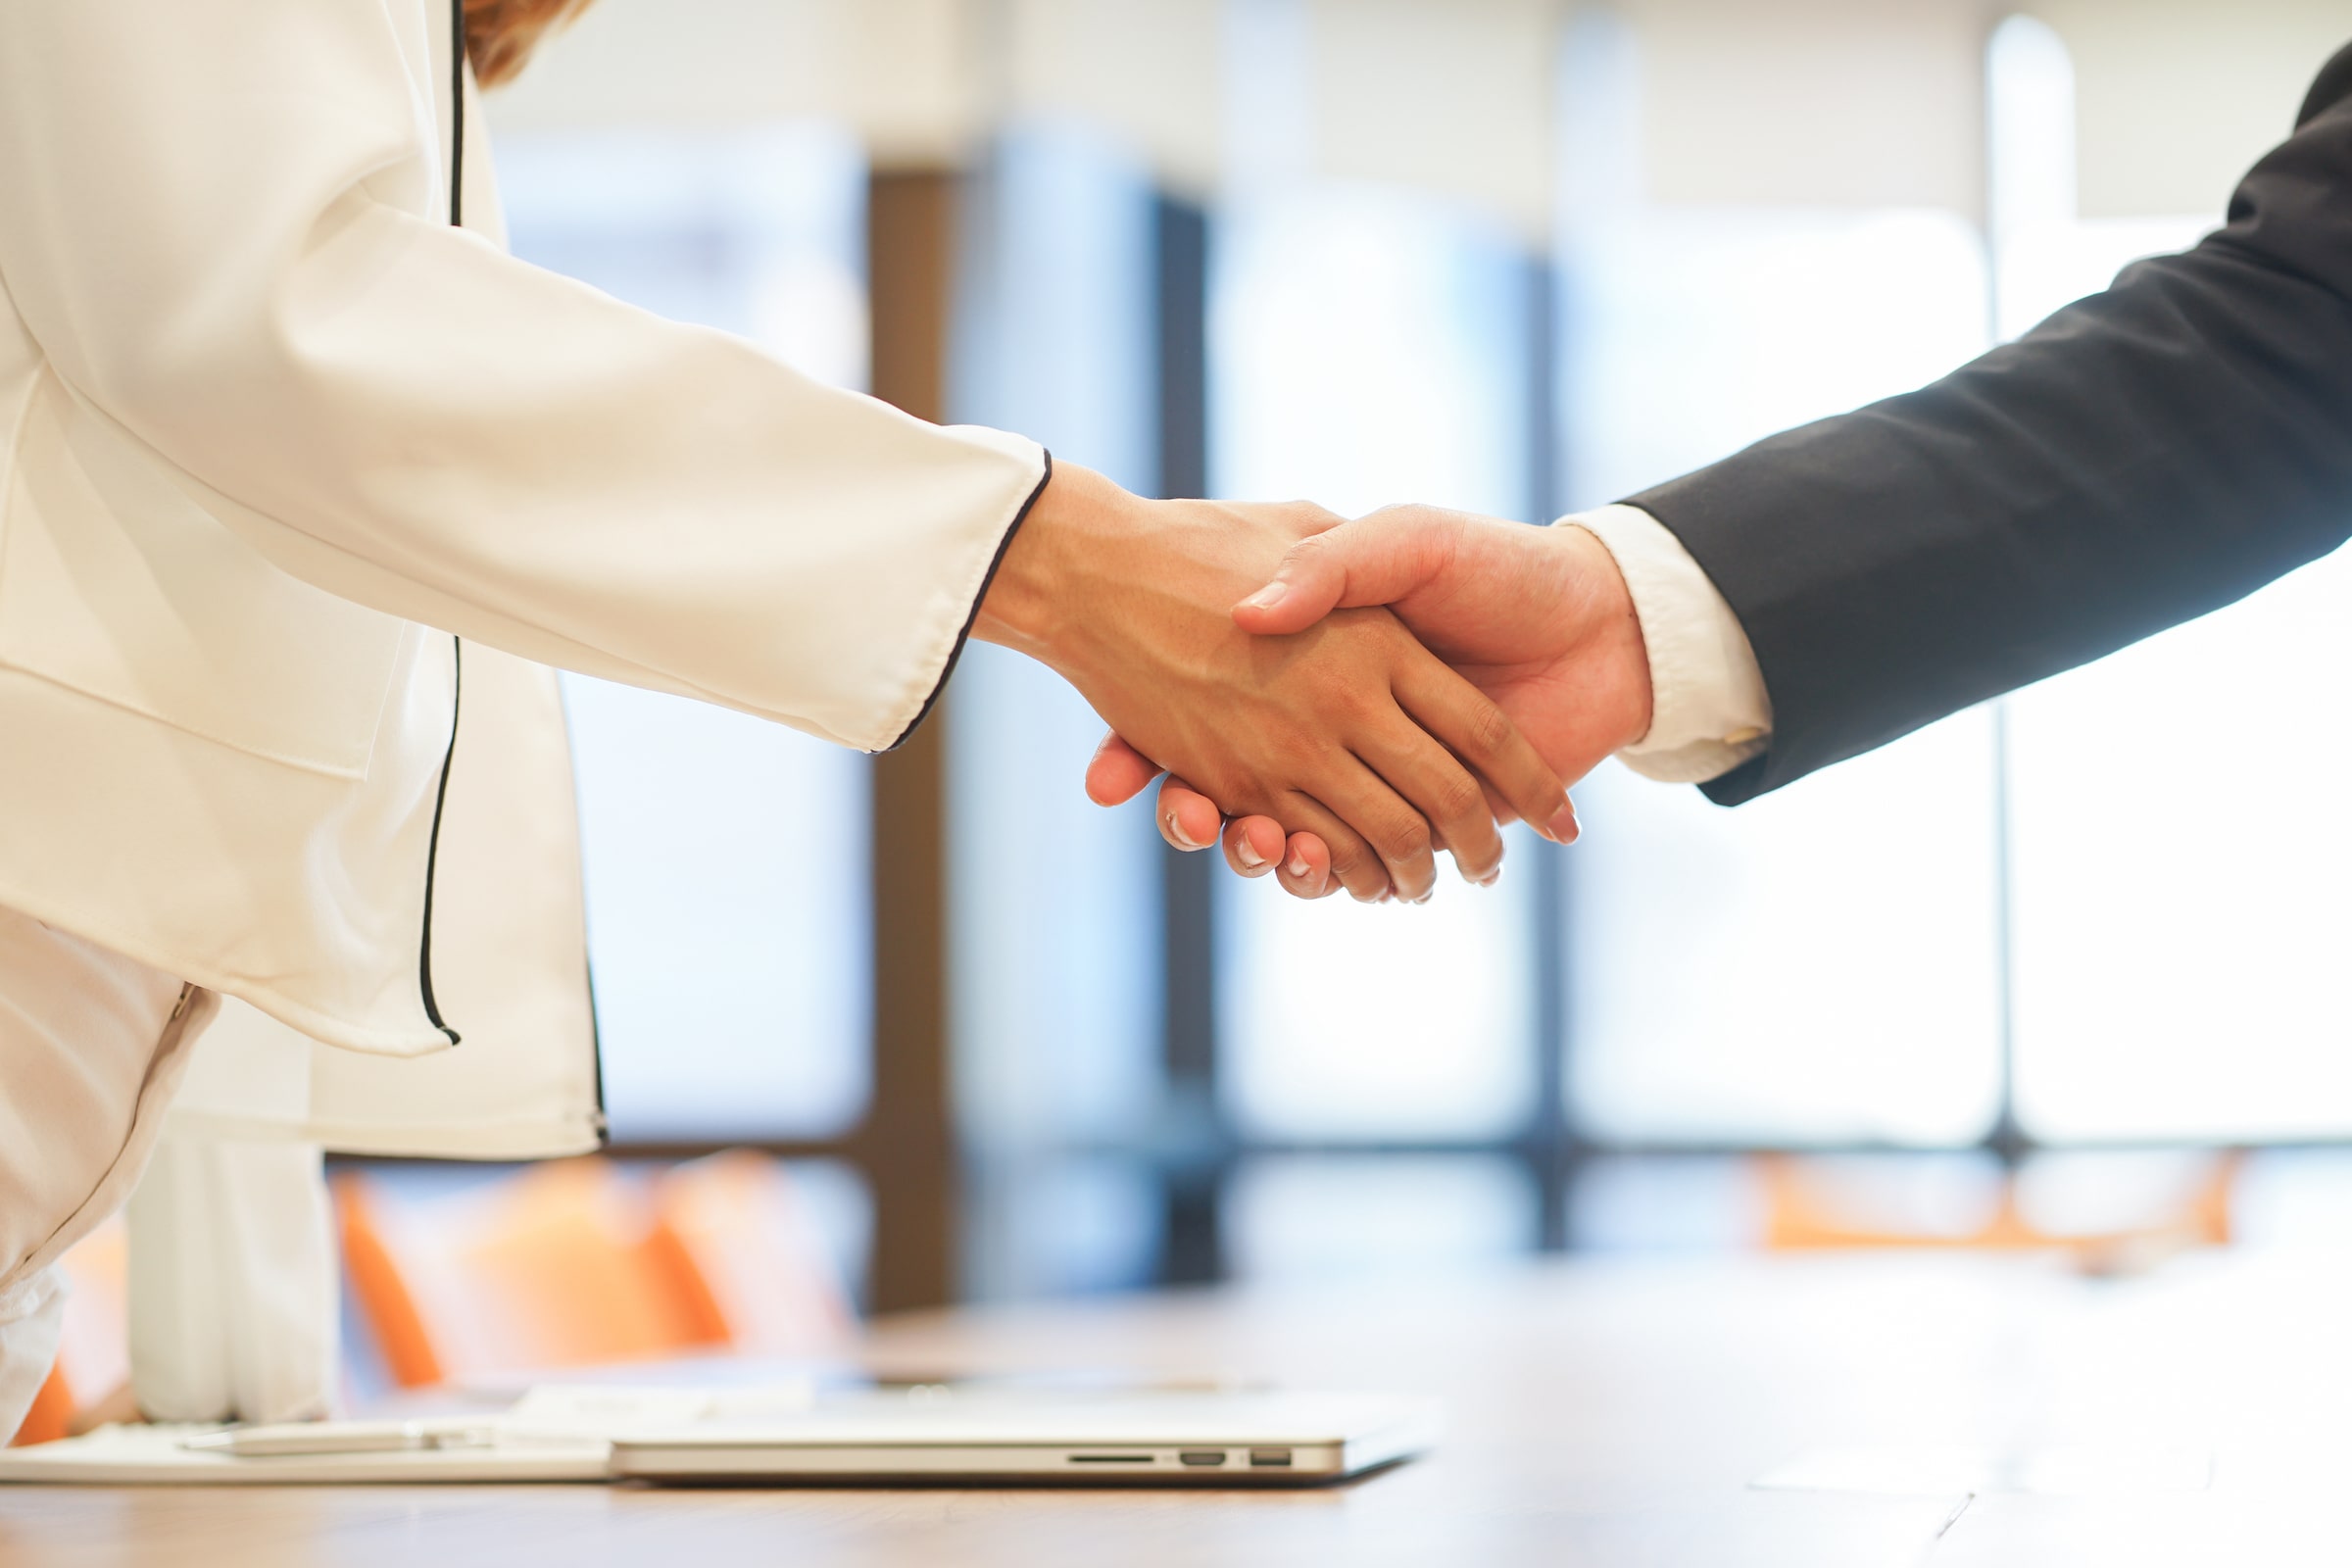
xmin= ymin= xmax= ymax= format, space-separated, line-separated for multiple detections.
xmin=606 ymin=1388 xmax=1442 ymax=1486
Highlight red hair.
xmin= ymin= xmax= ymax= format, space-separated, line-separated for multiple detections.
xmin=464 ymin=0 xmax=596 ymax=88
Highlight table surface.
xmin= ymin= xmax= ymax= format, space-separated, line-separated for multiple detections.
xmin=4 ymin=1249 xmax=2349 ymax=1568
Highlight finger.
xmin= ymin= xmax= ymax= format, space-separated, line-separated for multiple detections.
xmin=1086 ymin=733 xmax=1164 ymax=807
xmin=1232 ymin=508 xmax=1461 ymax=636
xmin=1353 ymin=708 xmax=1506 ymax=890
xmin=1222 ymin=815 xmax=1288 ymax=878
xmin=1391 ymin=660 xmax=1578 ymax=848
xmin=1278 ymin=788 xmax=1400 ymax=904
xmin=1276 ymin=831 xmax=1339 ymax=899
xmin=1154 ymin=775 xmax=1224 ymax=852
xmin=1297 ymin=752 xmax=1438 ymax=902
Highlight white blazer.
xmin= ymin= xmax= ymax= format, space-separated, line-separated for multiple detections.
xmin=0 ymin=3 xmax=1046 ymax=1150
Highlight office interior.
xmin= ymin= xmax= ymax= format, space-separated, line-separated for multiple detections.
xmin=22 ymin=0 xmax=2352 ymax=1430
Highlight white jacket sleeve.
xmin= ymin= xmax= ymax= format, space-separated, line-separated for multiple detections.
xmin=0 ymin=0 xmax=1046 ymax=752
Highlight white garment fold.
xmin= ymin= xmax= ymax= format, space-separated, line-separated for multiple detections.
xmin=162 ymin=644 xmax=603 ymax=1161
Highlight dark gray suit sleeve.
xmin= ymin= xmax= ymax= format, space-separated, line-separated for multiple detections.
xmin=1631 ymin=43 xmax=2352 ymax=807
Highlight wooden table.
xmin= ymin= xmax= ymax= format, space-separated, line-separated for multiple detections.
xmin=4 ymin=1250 xmax=2347 ymax=1566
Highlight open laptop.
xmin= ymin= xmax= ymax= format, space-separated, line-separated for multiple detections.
xmin=605 ymin=1388 xmax=1442 ymax=1486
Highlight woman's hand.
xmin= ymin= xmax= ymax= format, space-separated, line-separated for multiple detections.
xmin=974 ymin=466 xmax=1571 ymax=902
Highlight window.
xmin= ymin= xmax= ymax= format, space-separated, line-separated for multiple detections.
xmin=1983 ymin=17 xmax=2352 ymax=1144
xmin=1209 ymin=182 xmax=1549 ymax=1268
xmin=497 ymin=126 xmax=874 ymax=1144
xmin=946 ymin=124 xmax=1169 ymax=1297
xmin=466 ymin=14 xmax=2352 ymax=1303
xmin=1560 ymin=206 xmax=2001 ymax=1149
xmin=2008 ymin=550 xmax=2352 ymax=1141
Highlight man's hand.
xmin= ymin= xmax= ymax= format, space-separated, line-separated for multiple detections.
xmin=1084 ymin=505 xmax=1654 ymax=897
xmin=977 ymin=470 xmax=1575 ymax=903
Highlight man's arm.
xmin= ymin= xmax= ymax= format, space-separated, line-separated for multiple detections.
xmin=1642 ymin=42 xmax=2352 ymax=804
xmin=1096 ymin=43 xmax=2352 ymax=884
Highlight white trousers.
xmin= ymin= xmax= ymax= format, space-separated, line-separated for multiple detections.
xmin=0 ymin=903 xmax=213 ymax=1440
xmin=0 ymin=903 xmax=346 ymax=1440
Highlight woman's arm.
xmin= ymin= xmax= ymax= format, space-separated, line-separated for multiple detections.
xmin=0 ymin=0 xmax=1039 ymax=753
xmin=0 ymin=0 xmax=1572 ymax=898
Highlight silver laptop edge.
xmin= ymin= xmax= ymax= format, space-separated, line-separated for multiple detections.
xmin=609 ymin=1396 xmax=1441 ymax=1486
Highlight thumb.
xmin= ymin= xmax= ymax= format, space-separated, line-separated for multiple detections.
xmin=1231 ymin=508 xmax=1456 ymax=635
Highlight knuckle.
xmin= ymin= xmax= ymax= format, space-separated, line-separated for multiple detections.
xmin=1431 ymin=771 xmax=1486 ymax=825
xmin=1273 ymin=729 xmax=1325 ymax=770
xmin=1462 ymin=699 xmax=1513 ymax=761
xmin=1296 ymin=680 xmax=1368 ymax=733
xmin=1376 ymin=809 xmax=1433 ymax=864
xmin=1340 ymin=684 xmax=1388 ymax=726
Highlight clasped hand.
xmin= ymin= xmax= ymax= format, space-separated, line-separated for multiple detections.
xmin=974 ymin=464 xmax=1653 ymax=903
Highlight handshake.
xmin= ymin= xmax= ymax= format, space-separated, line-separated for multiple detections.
xmin=972 ymin=461 xmax=1656 ymax=904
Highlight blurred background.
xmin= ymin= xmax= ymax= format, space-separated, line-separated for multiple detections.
xmin=40 ymin=0 xmax=2352 ymax=1422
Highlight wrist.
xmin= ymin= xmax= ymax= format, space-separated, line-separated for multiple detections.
xmin=1557 ymin=521 xmax=1654 ymax=754
xmin=973 ymin=462 xmax=1144 ymax=676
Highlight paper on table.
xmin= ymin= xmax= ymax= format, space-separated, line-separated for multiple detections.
xmin=0 ymin=1380 xmax=818 ymax=1485
xmin=0 ymin=1422 xmax=610 ymax=1485
xmin=502 ymin=1379 xmax=816 ymax=1439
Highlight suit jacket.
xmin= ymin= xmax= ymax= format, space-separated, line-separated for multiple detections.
xmin=0 ymin=0 xmax=1044 ymax=1101
xmin=1633 ymin=43 xmax=2352 ymax=807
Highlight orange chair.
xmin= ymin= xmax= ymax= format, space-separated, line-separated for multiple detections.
xmin=8 ymin=1217 xmax=131 ymax=1446
xmin=12 ymin=1365 xmax=74 ymax=1448
xmin=335 ymin=1173 xmax=452 ymax=1390
xmin=1757 ymin=1151 xmax=2242 ymax=1273
xmin=646 ymin=1152 xmax=855 ymax=1358
xmin=337 ymin=1153 xmax=852 ymax=1390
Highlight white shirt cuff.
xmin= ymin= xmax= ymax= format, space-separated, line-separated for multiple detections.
xmin=1559 ymin=504 xmax=1773 ymax=785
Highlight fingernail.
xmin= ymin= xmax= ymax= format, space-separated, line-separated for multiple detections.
xmin=1545 ymin=800 xmax=1580 ymax=844
xmin=1286 ymin=853 xmax=1311 ymax=878
xmin=1236 ymin=838 xmax=1267 ymax=870
xmin=1477 ymin=865 xmax=1502 ymax=888
xmin=1166 ymin=810 xmax=1206 ymax=852
xmin=1411 ymin=890 xmax=1432 ymax=906
xmin=1239 ymin=580 xmax=1289 ymax=612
